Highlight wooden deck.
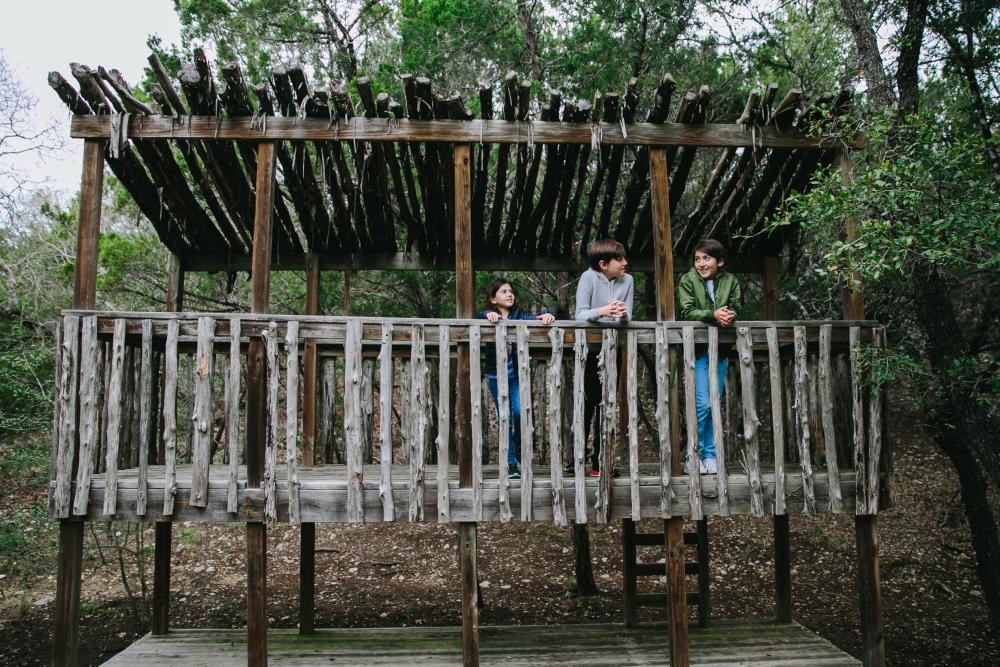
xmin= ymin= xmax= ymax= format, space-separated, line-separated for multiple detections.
xmin=102 ymin=622 xmax=860 ymax=666
xmin=53 ymin=463 xmax=857 ymax=523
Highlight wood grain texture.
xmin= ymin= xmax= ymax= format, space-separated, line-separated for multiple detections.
xmin=190 ymin=317 xmax=215 ymax=508
xmin=655 ymin=324 xmax=674 ymax=518
xmin=286 ymin=320 xmax=301 ymax=524
xmin=736 ymin=327 xmax=764 ymax=517
xmin=495 ymin=323 xmax=512 ymax=522
xmin=682 ymin=327 xmax=703 ymax=521
xmin=409 ymin=324 xmax=426 ymax=522
xmin=572 ymin=329 xmax=588 ymax=524
xmin=436 ymin=326 xmax=451 ymax=523
xmin=161 ymin=320 xmax=179 ymax=515
xmin=137 ymin=319 xmax=153 ymax=516
xmin=708 ymin=327 xmax=728 ymax=515
xmin=546 ymin=328 xmax=567 ymax=527
xmin=850 ymin=327 xmax=866 ymax=515
xmin=102 ymin=319 xmax=127 ymax=516
xmin=468 ymin=325 xmax=484 ymax=520
xmin=818 ymin=325 xmax=842 ymax=512
xmin=264 ymin=321 xmax=280 ymax=521
xmin=866 ymin=328 xmax=884 ymax=515
xmin=72 ymin=317 xmax=99 ymax=516
xmin=516 ymin=324 xmax=534 ymax=521
xmin=53 ymin=316 xmax=80 ymax=518
xmin=345 ymin=319 xmax=365 ymax=522
xmin=626 ymin=331 xmax=641 ymax=521
xmin=225 ymin=318 xmax=241 ymax=514
xmin=767 ymin=327 xmax=787 ymax=516
xmin=793 ymin=326 xmax=816 ymax=514
xmin=379 ymin=323 xmax=396 ymax=521
xmin=595 ymin=330 xmax=619 ymax=524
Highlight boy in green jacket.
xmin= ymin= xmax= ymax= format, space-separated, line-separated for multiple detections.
xmin=677 ymin=239 xmax=741 ymax=474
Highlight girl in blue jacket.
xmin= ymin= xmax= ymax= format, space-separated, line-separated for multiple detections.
xmin=479 ymin=277 xmax=555 ymax=478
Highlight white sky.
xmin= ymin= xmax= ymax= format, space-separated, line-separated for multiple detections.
xmin=1 ymin=0 xmax=182 ymax=197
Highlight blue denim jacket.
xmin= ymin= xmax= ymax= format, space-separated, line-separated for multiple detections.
xmin=478 ymin=307 xmax=541 ymax=378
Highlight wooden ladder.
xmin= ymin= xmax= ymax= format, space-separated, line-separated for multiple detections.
xmin=621 ymin=518 xmax=710 ymax=628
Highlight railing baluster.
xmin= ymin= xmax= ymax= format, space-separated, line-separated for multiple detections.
xmin=264 ymin=321 xmax=280 ymax=522
xmin=162 ymin=319 xmax=179 ymax=515
xmin=682 ymin=326 xmax=703 ymax=521
xmin=102 ymin=318 xmax=127 ymax=516
xmin=73 ymin=316 xmax=99 ymax=516
xmin=409 ymin=324 xmax=427 ymax=522
xmin=53 ymin=314 xmax=79 ymax=517
xmin=708 ymin=327 xmax=728 ymax=515
xmin=286 ymin=320 xmax=301 ymax=525
xmin=379 ymin=323 xmax=395 ymax=521
xmin=793 ymin=326 xmax=815 ymax=514
xmin=50 ymin=319 xmax=62 ymax=487
xmin=468 ymin=325 xmax=484 ymax=521
xmin=626 ymin=330 xmax=640 ymax=522
xmin=226 ymin=318 xmax=242 ymax=514
xmin=137 ymin=319 xmax=153 ymax=516
xmin=866 ymin=327 xmax=885 ymax=515
xmin=766 ymin=326 xmax=787 ymax=516
xmin=345 ymin=319 xmax=365 ymax=523
xmin=516 ymin=324 xmax=534 ymax=521
xmin=572 ymin=329 xmax=588 ymax=524
xmin=655 ymin=323 xmax=673 ymax=518
xmin=191 ymin=316 xmax=215 ymax=509
xmin=436 ymin=325 xmax=450 ymax=523
xmin=818 ymin=325 xmax=842 ymax=512
xmin=546 ymin=328 xmax=567 ymax=527
xmin=736 ymin=326 xmax=763 ymax=517
xmin=596 ymin=330 xmax=619 ymax=524
xmin=495 ymin=323 xmax=512 ymax=522
xmin=850 ymin=326 xmax=866 ymax=515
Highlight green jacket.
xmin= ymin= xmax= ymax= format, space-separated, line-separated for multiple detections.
xmin=677 ymin=267 xmax=740 ymax=322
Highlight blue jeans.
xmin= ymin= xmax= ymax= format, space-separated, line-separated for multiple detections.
xmin=487 ymin=374 xmax=521 ymax=468
xmin=695 ymin=353 xmax=729 ymax=461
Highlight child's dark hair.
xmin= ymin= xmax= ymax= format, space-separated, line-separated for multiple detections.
xmin=693 ymin=239 xmax=727 ymax=263
xmin=587 ymin=238 xmax=627 ymax=271
xmin=482 ymin=277 xmax=517 ymax=313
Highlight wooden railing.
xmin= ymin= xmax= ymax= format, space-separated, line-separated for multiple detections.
xmin=49 ymin=311 xmax=887 ymax=524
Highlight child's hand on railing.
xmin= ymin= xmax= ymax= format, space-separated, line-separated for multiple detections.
xmin=536 ymin=313 xmax=555 ymax=325
xmin=485 ymin=311 xmax=502 ymax=323
xmin=714 ymin=306 xmax=736 ymax=327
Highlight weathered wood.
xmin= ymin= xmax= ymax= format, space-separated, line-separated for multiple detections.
xmin=409 ymin=324 xmax=427 ymax=522
xmin=736 ymin=327 xmax=764 ymax=517
xmin=495 ymin=323 xmax=512 ymax=522
xmin=774 ymin=513 xmax=792 ymax=623
xmin=72 ymin=317 xmax=99 ymax=516
xmin=594 ymin=330 xmax=619 ymax=524
xmin=544 ymin=328 xmax=568 ymax=527
xmin=469 ymin=325 xmax=484 ymax=520
xmin=436 ymin=326 xmax=451 ymax=523
xmin=626 ymin=331 xmax=641 ymax=521
xmin=818 ymin=325 xmax=842 ymax=512
xmin=850 ymin=327 xmax=867 ymax=515
xmin=162 ymin=320 xmax=180 ymax=515
xmin=53 ymin=316 xmax=80 ymax=518
xmin=379 ymin=323 xmax=396 ymax=521
xmin=459 ymin=522 xmax=479 ymax=666
xmin=708 ymin=327 xmax=729 ymax=515
xmin=151 ymin=521 xmax=172 ymax=635
xmin=102 ymin=319 xmax=127 ymax=516
xmin=189 ymin=317 xmax=215 ymax=508
xmin=286 ymin=321 xmax=301 ymax=524
xmin=225 ymin=318 xmax=242 ymax=514
xmin=302 ymin=255 xmax=320 ymax=466
xmin=655 ymin=324 xmax=674 ymax=518
xmin=516 ymin=324 xmax=534 ymax=520
xmin=344 ymin=319 xmax=365 ymax=522
xmin=682 ymin=327 xmax=703 ymax=521
xmin=767 ymin=327 xmax=787 ymax=515
xmin=793 ymin=326 xmax=816 ymax=514
xmin=264 ymin=321 xmax=280 ymax=521
xmin=572 ymin=329 xmax=588 ymax=524
xmin=136 ymin=319 xmax=154 ymax=516
xmin=866 ymin=328 xmax=884 ymax=515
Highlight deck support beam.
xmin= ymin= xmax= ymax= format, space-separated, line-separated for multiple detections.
xmin=53 ymin=138 xmax=104 ymax=667
xmin=839 ymin=151 xmax=885 ymax=667
xmin=650 ymin=147 xmax=689 ymax=666
xmin=300 ymin=253 xmax=320 ymax=635
xmin=246 ymin=141 xmax=277 ymax=666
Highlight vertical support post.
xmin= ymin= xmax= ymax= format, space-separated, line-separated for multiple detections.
xmin=622 ymin=519 xmax=638 ymax=628
xmin=454 ymin=143 xmax=479 ymax=666
xmin=650 ymin=148 xmax=689 ymax=666
xmin=839 ymin=151 xmax=885 ymax=667
xmin=764 ymin=256 xmax=792 ymax=624
xmin=53 ymin=138 xmax=103 ymax=667
xmin=152 ymin=253 xmax=183 ymax=636
xmin=300 ymin=253 xmax=319 ymax=635
xmin=246 ymin=141 xmax=276 ymax=666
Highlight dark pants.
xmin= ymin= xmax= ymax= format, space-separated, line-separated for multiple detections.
xmin=583 ymin=350 xmax=602 ymax=471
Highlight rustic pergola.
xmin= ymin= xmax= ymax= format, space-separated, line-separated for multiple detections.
xmin=46 ymin=52 xmax=887 ymax=667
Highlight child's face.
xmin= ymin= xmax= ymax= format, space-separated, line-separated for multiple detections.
xmin=694 ymin=250 xmax=724 ymax=279
xmin=599 ymin=256 xmax=628 ymax=280
xmin=490 ymin=283 xmax=516 ymax=311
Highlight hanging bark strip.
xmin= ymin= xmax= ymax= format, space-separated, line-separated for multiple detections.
xmin=226 ymin=318 xmax=242 ymax=514
xmin=162 ymin=320 xmax=179 ymax=516
xmin=546 ymin=328 xmax=568 ymax=527
xmin=767 ymin=326 xmax=788 ymax=515
xmin=818 ymin=325 xmax=843 ymax=512
xmin=285 ymin=321 xmax=301 ymax=524
xmin=264 ymin=322 xmax=280 ymax=522
xmin=191 ymin=317 xmax=215 ymax=508
xmin=736 ymin=326 xmax=764 ymax=517
xmin=379 ymin=323 xmax=395 ymax=521
xmin=102 ymin=319 xmax=127 ymax=516
xmin=72 ymin=317 xmax=99 ymax=516
xmin=436 ymin=326 xmax=451 ymax=522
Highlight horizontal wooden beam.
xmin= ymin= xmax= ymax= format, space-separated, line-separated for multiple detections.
xmin=69 ymin=116 xmax=863 ymax=150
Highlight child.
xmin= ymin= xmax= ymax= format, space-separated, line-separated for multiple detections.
xmin=479 ymin=278 xmax=555 ymax=479
xmin=574 ymin=239 xmax=633 ymax=475
xmin=677 ymin=239 xmax=740 ymax=474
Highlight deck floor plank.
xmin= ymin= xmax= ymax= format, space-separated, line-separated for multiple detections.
xmin=102 ymin=622 xmax=859 ymax=666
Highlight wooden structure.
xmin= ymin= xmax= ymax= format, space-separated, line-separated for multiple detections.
xmin=47 ymin=53 xmax=889 ymax=667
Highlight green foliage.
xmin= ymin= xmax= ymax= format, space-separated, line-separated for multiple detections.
xmin=0 ymin=320 xmax=54 ymax=433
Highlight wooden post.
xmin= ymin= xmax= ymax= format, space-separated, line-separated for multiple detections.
xmin=246 ymin=141 xmax=276 ymax=666
xmin=839 ymin=152 xmax=885 ymax=667
xmin=53 ymin=138 xmax=103 ymax=667
xmin=300 ymin=253 xmax=319 ymax=634
xmin=454 ymin=143 xmax=478 ymax=666
xmin=764 ymin=256 xmax=792 ymax=623
xmin=650 ymin=148 xmax=688 ymax=666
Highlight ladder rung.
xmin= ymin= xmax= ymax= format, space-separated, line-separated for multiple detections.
xmin=634 ymin=562 xmax=700 ymax=577
xmin=636 ymin=592 xmax=702 ymax=607
xmin=633 ymin=532 xmax=699 ymax=546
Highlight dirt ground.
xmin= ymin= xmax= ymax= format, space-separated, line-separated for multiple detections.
xmin=2 ymin=407 xmax=998 ymax=666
